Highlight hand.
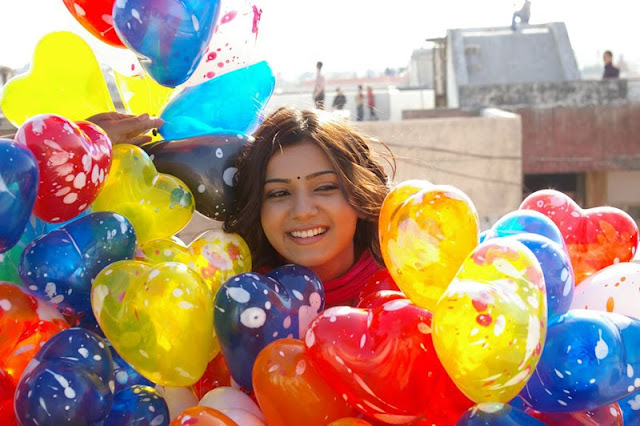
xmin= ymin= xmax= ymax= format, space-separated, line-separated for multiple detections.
xmin=86 ymin=112 xmax=164 ymax=146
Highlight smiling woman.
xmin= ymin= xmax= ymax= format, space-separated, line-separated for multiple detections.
xmin=224 ymin=106 xmax=395 ymax=306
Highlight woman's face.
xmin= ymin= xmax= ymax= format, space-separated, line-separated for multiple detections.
xmin=260 ymin=141 xmax=359 ymax=281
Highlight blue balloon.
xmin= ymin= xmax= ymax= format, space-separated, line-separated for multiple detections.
xmin=19 ymin=212 xmax=136 ymax=333
xmin=486 ymin=210 xmax=567 ymax=250
xmin=0 ymin=139 xmax=38 ymax=254
xmin=160 ymin=61 xmax=276 ymax=140
xmin=14 ymin=328 xmax=113 ymax=426
xmin=520 ymin=309 xmax=640 ymax=412
xmin=215 ymin=264 xmax=324 ymax=389
xmin=105 ymin=385 xmax=169 ymax=426
xmin=456 ymin=403 xmax=546 ymax=425
xmin=619 ymin=389 xmax=640 ymax=426
xmin=113 ymin=0 xmax=221 ymax=87
xmin=109 ymin=343 xmax=154 ymax=393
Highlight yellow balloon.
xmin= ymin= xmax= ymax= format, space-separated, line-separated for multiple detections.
xmin=433 ymin=238 xmax=548 ymax=403
xmin=91 ymin=260 xmax=214 ymax=386
xmin=379 ymin=180 xmax=480 ymax=310
xmin=0 ymin=31 xmax=115 ymax=127
xmin=114 ymin=71 xmax=176 ymax=117
xmin=136 ymin=229 xmax=252 ymax=296
xmin=91 ymin=144 xmax=194 ymax=242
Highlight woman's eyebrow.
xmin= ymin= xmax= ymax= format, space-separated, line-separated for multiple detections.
xmin=264 ymin=170 xmax=336 ymax=184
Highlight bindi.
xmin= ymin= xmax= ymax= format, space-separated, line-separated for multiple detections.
xmin=297 ymin=176 xmax=300 ymax=180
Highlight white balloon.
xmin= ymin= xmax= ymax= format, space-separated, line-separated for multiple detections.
xmin=221 ymin=408 xmax=266 ymax=426
xmin=199 ymin=386 xmax=265 ymax=421
xmin=156 ymin=385 xmax=199 ymax=420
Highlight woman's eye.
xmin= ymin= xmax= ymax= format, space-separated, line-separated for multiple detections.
xmin=316 ymin=184 xmax=339 ymax=192
xmin=266 ymin=190 xmax=289 ymax=198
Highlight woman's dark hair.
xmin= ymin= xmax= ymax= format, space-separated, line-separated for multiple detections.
xmin=224 ymin=106 xmax=395 ymax=270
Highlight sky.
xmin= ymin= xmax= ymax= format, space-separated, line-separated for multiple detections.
xmin=1 ymin=0 xmax=639 ymax=80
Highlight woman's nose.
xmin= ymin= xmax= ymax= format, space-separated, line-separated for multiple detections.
xmin=291 ymin=192 xmax=318 ymax=219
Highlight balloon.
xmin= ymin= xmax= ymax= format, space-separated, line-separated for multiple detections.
xmin=253 ymin=339 xmax=356 ymax=425
xmin=193 ymin=352 xmax=231 ymax=400
xmin=455 ymin=403 xmax=546 ymax=425
xmin=136 ymin=229 xmax=251 ymax=297
xmin=328 ymin=419 xmax=373 ymax=426
xmin=159 ymin=61 xmax=275 ymax=140
xmin=305 ymin=299 xmax=473 ymax=424
xmin=520 ymin=189 xmax=639 ymax=283
xmin=0 ymin=31 xmax=115 ymax=127
xmin=142 ymin=133 xmax=250 ymax=220
xmin=618 ymin=389 xmax=640 ymax=426
xmin=571 ymin=262 xmax=640 ymax=319
xmin=184 ymin=0 xmax=263 ymax=87
xmin=355 ymin=269 xmax=400 ymax=304
xmin=156 ymin=385 xmax=199 ymax=420
xmin=19 ymin=212 xmax=136 ymax=332
xmin=105 ymin=385 xmax=170 ymax=426
xmin=62 ymin=0 xmax=125 ymax=47
xmin=114 ymin=70 xmax=176 ymax=117
xmin=0 ymin=283 xmax=69 ymax=387
xmin=91 ymin=144 xmax=194 ymax=243
xmin=433 ymin=238 xmax=547 ymax=403
xmin=113 ymin=0 xmax=221 ymax=87
xmin=15 ymin=114 xmax=112 ymax=223
xmin=356 ymin=290 xmax=407 ymax=310
xmin=485 ymin=209 xmax=568 ymax=251
xmin=0 ymin=368 xmax=17 ymax=426
xmin=109 ymin=342 xmax=154 ymax=394
xmin=520 ymin=309 xmax=640 ymax=412
xmin=170 ymin=406 xmax=236 ymax=426
xmin=92 ymin=261 xmax=214 ymax=386
xmin=199 ymin=387 xmax=264 ymax=421
xmin=379 ymin=180 xmax=479 ymax=310
xmin=14 ymin=328 xmax=113 ymax=425
xmin=524 ymin=403 xmax=623 ymax=425
xmin=215 ymin=265 xmax=324 ymax=390
xmin=0 ymin=139 xmax=38 ymax=253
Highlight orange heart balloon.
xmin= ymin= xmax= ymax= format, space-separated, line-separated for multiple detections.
xmin=171 ymin=406 xmax=236 ymax=426
xmin=328 ymin=419 xmax=373 ymax=426
xmin=253 ymin=338 xmax=356 ymax=426
xmin=379 ymin=180 xmax=479 ymax=310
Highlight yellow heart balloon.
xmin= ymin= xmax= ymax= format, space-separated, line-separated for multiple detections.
xmin=379 ymin=180 xmax=480 ymax=310
xmin=136 ymin=229 xmax=252 ymax=296
xmin=91 ymin=260 xmax=214 ymax=386
xmin=114 ymin=70 xmax=176 ymax=117
xmin=0 ymin=31 xmax=115 ymax=127
xmin=433 ymin=238 xmax=548 ymax=403
xmin=92 ymin=144 xmax=194 ymax=242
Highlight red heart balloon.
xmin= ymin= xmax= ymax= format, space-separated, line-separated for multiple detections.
xmin=62 ymin=0 xmax=125 ymax=48
xmin=15 ymin=114 xmax=112 ymax=223
xmin=524 ymin=402 xmax=623 ymax=425
xmin=355 ymin=269 xmax=400 ymax=305
xmin=520 ymin=189 xmax=639 ymax=283
xmin=304 ymin=299 xmax=472 ymax=424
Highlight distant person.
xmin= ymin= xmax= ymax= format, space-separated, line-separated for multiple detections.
xmin=511 ymin=0 xmax=531 ymax=31
xmin=313 ymin=61 xmax=326 ymax=109
xmin=332 ymin=88 xmax=347 ymax=110
xmin=355 ymin=85 xmax=365 ymax=121
xmin=602 ymin=50 xmax=620 ymax=79
xmin=367 ymin=86 xmax=378 ymax=120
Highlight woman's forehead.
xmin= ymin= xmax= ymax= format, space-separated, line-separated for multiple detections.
xmin=265 ymin=141 xmax=333 ymax=178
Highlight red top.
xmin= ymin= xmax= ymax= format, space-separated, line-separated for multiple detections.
xmin=323 ymin=250 xmax=385 ymax=308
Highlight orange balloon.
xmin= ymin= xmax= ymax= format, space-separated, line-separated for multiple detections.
xmin=253 ymin=339 xmax=356 ymax=426
xmin=328 ymin=419 xmax=373 ymax=426
xmin=170 ymin=406 xmax=236 ymax=426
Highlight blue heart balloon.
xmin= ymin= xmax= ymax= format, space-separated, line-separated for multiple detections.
xmin=214 ymin=264 xmax=324 ymax=389
xmin=456 ymin=403 xmax=546 ymax=425
xmin=113 ymin=0 xmax=221 ymax=87
xmin=0 ymin=139 xmax=38 ymax=254
xmin=109 ymin=342 xmax=154 ymax=394
xmin=14 ymin=328 xmax=114 ymax=425
xmin=619 ymin=389 xmax=640 ymax=426
xmin=159 ymin=61 xmax=275 ymax=140
xmin=520 ymin=309 xmax=640 ymax=412
xmin=19 ymin=212 xmax=136 ymax=333
xmin=105 ymin=385 xmax=169 ymax=426
xmin=486 ymin=209 xmax=567 ymax=250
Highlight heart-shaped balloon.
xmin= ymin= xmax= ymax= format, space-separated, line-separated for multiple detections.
xmin=305 ymin=299 xmax=473 ymax=424
xmin=379 ymin=179 xmax=479 ymax=311
xmin=105 ymin=385 xmax=170 ymax=426
xmin=571 ymin=262 xmax=640 ymax=320
xmin=355 ymin=269 xmax=400 ymax=305
xmin=253 ymin=338 xmax=356 ymax=425
xmin=19 ymin=212 xmax=136 ymax=332
xmin=62 ymin=0 xmax=125 ymax=47
xmin=159 ymin=61 xmax=275 ymax=140
xmin=520 ymin=189 xmax=639 ymax=283
xmin=108 ymin=342 xmax=154 ymax=394
xmin=520 ymin=309 xmax=640 ymax=412
xmin=198 ymin=386 xmax=266 ymax=424
xmin=456 ymin=403 xmax=546 ymax=425
xmin=0 ymin=31 xmax=115 ymax=127
xmin=137 ymin=229 xmax=251 ymax=295
xmin=92 ymin=260 xmax=215 ymax=386
xmin=184 ymin=0 xmax=263 ymax=87
xmin=114 ymin=70 xmax=176 ymax=117
xmin=214 ymin=265 xmax=324 ymax=390
xmin=193 ymin=352 xmax=231 ymax=400
xmin=142 ymin=133 xmax=250 ymax=220
xmin=113 ymin=0 xmax=221 ymax=87
xmin=91 ymin=144 xmax=194 ymax=243
xmin=15 ymin=114 xmax=112 ymax=223
xmin=524 ymin=402 xmax=623 ymax=425
xmin=171 ymin=406 xmax=236 ymax=425
xmin=0 ymin=139 xmax=38 ymax=253
xmin=618 ymin=390 xmax=640 ymax=426
xmin=14 ymin=328 xmax=114 ymax=425
xmin=433 ymin=238 xmax=547 ymax=403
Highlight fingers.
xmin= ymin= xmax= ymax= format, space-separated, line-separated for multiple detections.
xmin=128 ymin=135 xmax=153 ymax=146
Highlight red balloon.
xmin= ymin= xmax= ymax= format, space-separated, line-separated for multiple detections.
xmin=356 ymin=290 xmax=407 ymax=310
xmin=520 ymin=189 xmax=639 ymax=283
xmin=15 ymin=115 xmax=112 ymax=223
xmin=525 ymin=403 xmax=623 ymax=425
xmin=62 ymin=0 xmax=125 ymax=48
xmin=304 ymin=299 xmax=472 ymax=424
xmin=355 ymin=269 xmax=400 ymax=304
xmin=193 ymin=351 xmax=232 ymax=400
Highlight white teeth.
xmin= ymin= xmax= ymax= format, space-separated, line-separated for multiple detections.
xmin=290 ymin=227 xmax=326 ymax=238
